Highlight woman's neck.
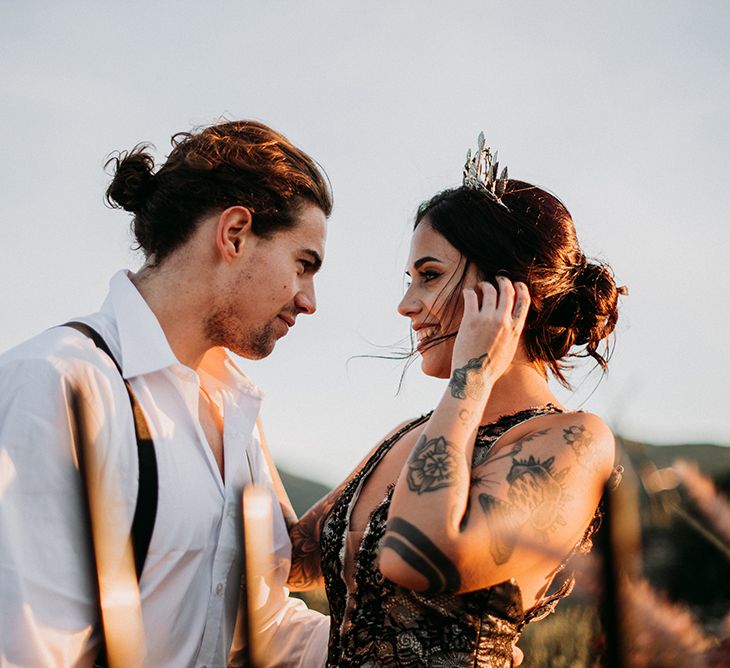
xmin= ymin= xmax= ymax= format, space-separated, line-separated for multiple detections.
xmin=480 ymin=362 xmax=560 ymax=425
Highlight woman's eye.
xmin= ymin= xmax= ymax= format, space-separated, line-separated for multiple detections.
xmin=420 ymin=270 xmax=439 ymax=283
xmin=404 ymin=270 xmax=439 ymax=287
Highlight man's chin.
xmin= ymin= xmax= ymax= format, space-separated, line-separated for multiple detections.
xmin=229 ymin=343 xmax=276 ymax=360
xmin=223 ymin=334 xmax=277 ymax=360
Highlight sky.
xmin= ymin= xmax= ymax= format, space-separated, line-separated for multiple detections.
xmin=1 ymin=1 xmax=728 ymax=486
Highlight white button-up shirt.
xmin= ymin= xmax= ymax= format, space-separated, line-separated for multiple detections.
xmin=0 ymin=270 xmax=328 ymax=667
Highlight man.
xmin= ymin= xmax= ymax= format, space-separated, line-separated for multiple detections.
xmin=0 ymin=121 xmax=331 ymax=667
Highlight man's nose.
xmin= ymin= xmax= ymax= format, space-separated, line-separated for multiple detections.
xmin=295 ymin=284 xmax=316 ymax=315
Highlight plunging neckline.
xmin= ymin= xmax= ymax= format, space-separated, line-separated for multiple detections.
xmin=338 ymin=404 xmax=564 ymax=629
xmin=319 ymin=404 xmax=621 ymax=667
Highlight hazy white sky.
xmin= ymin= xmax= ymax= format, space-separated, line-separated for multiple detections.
xmin=1 ymin=1 xmax=728 ymax=485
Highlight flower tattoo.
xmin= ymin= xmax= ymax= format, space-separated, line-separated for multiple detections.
xmin=406 ymin=435 xmax=457 ymax=494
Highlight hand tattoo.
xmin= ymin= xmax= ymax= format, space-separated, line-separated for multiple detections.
xmin=407 ymin=434 xmax=457 ymax=494
xmin=449 ymin=353 xmax=490 ymax=400
xmin=478 ymin=454 xmax=570 ymax=564
xmin=381 ymin=517 xmax=461 ymax=594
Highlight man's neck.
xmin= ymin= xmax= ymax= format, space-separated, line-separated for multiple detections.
xmin=130 ymin=263 xmax=211 ymax=370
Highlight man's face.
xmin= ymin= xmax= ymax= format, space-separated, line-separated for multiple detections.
xmin=205 ymin=203 xmax=327 ymax=359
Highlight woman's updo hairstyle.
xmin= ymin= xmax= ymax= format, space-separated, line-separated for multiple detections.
xmin=415 ymin=182 xmax=626 ymax=387
xmin=105 ymin=120 xmax=332 ymax=265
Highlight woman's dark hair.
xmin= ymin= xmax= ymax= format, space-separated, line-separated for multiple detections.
xmin=416 ymin=182 xmax=626 ymax=387
xmin=105 ymin=120 xmax=333 ymax=264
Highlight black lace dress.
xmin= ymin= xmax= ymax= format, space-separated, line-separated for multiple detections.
xmin=320 ymin=406 xmax=619 ymax=667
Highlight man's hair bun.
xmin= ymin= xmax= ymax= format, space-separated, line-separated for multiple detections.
xmin=105 ymin=145 xmax=157 ymax=214
xmin=103 ymin=121 xmax=333 ymax=264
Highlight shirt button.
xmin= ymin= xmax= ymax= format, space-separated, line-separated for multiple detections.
xmin=215 ymin=582 xmax=224 ymax=595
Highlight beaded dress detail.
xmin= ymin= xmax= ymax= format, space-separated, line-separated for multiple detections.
xmin=320 ymin=406 xmax=620 ymax=667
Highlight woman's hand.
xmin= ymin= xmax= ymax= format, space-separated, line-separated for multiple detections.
xmin=449 ymin=277 xmax=530 ymax=400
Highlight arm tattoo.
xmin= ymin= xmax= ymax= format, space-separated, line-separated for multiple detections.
xmin=562 ymin=424 xmax=598 ymax=471
xmin=288 ymin=496 xmax=336 ymax=589
xmin=449 ymin=353 xmax=490 ymax=400
xmin=478 ymin=454 xmax=571 ymax=564
xmin=382 ymin=517 xmax=461 ymax=594
xmin=471 ymin=428 xmax=551 ymax=471
xmin=407 ymin=434 xmax=457 ymax=494
xmin=478 ymin=494 xmax=521 ymax=564
xmin=458 ymin=408 xmax=475 ymax=427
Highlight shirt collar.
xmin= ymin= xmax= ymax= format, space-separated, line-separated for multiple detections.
xmin=101 ymin=270 xmax=264 ymax=399
xmin=200 ymin=346 xmax=264 ymax=400
xmin=101 ymin=270 xmax=179 ymax=379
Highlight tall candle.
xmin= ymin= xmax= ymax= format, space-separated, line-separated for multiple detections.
xmin=71 ymin=387 xmax=146 ymax=667
xmin=243 ymin=485 xmax=274 ymax=668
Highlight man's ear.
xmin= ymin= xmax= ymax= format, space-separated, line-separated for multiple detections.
xmin=216 ymin=206 xmax=254 ymax=262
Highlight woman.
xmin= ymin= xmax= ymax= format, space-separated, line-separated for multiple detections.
xmin=287 ymin=135 xmax=624 ymax=667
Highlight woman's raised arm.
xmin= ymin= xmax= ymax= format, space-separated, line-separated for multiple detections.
xmin=378 ymin=278 xmax=612 ymax=595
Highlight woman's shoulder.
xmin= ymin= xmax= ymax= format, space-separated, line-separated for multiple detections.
xmin=518 ymin=410 xmax=616 ymax=480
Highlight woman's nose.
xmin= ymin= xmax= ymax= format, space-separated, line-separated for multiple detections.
xmin=398 ymin=286 xmax=420 ymax=318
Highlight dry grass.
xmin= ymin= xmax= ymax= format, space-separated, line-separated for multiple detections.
xmin=519 ymin=604 xmax=602 ymax=668
xmin=289 ymin=455 xmax=730 ymax=666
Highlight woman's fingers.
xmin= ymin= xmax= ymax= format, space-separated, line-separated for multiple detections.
xmin=493 ymin=276 xmax=515 ymax=320
xmin=462 ymin=287 xmax=479 ymax=317
xmin=466 ymin=277 xmax=529 ymax=335
xmin=512 ymin=282 xmax=531 ymax=332
xmin=474 ymin=281 xmax=497 ymax=312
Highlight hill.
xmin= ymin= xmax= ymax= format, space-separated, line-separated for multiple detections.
xmin=278 ymin=468 xmax=331 ymax=516
xmin=279 ymin=438 xmax=730 ymax=515
xmin=618 ymin=438 xmax=730 ymax=478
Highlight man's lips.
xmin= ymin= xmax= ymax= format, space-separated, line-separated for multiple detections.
xmin=277 ymin=314 xmax=296 ymax=328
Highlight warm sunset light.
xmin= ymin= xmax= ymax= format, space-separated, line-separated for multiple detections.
xmin=71 ymin=388 xmax=145 ymax=667
xmin=243 ymin=485 xmax=275 ymax=668
xmin=1 ymin=3 xmax=728 ymax=667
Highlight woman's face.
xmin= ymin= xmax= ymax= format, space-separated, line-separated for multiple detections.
xmin=398 ymin=219 xmax=480 ymax=379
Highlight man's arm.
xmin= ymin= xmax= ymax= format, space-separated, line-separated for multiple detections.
xmin=0 ymin=356 xmax=117 ymax=667
xmin=253 ymin=417 xmax=332 ymax=591
xmin=255 ymin=417 xmax=298 ymax=529
xmin=228 ymin=423 xmax=330 ymax=667
xmin=282 ymin=419 xmax=417 ymax=591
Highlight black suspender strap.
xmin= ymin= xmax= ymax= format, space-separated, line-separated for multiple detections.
xmin=63 ymin=321 xmax=158 ymax=579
